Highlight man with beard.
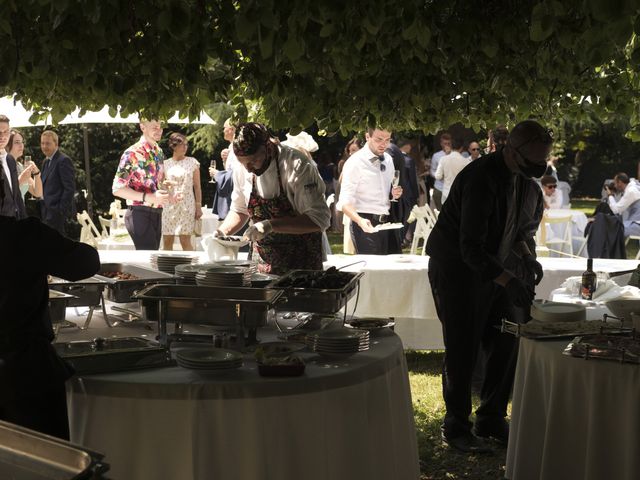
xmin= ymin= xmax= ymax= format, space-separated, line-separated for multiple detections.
xmin=215 ymin=122 xmax=330 ymax=275
xmin=426 ymin=120 xmax=551 ymax=453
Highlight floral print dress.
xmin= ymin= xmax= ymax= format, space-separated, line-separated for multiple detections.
xmin=161 ymin=156 xmax=199 ymax=235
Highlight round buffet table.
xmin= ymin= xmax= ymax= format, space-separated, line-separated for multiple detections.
xmin=506 ymin=337 xmax=640 ymax=480
xmin=66 ymin=330 xmax=419 ymax=480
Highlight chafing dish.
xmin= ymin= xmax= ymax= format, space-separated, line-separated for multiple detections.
xmin=95 ymin=262 xmax=175 ymax=303
xmin=49 ymin=276 xmax=111 ymax=329
xmin=134 ymin=284 xmax=284 ymax=346
xmin=269 ymin=269 xmax=364 ymax=313
xmin=0 ymin=419 xmax=109 ymax=479
xmin=54 ymin=336 xmax=173 ymax=374
xmin=48 ymin=289 xmax=76 ymax=325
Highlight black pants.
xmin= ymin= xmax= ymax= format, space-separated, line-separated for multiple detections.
xmin=428 ymin=257 xmax=518 ymax=438
xmin=350 ymin=213 xmax=389 ymax=255
xmin=41 ymin=206 xmax=66 ymax=235
xmin=125 ymin=206 xmax=162 ymax=250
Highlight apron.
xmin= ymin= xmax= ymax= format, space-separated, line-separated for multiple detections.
xmin=247 ymin=158 xmax=323 ymax=275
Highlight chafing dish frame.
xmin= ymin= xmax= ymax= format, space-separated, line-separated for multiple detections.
xmin=95 ymin=262 xmax=175 ymax=303
xmin=134 ymin=284 xmax=284 ymax=347
xmin=49 ymin=276 xmax=113 ymax=329
xmin=268 ymin=270 xmax=364 ymax=314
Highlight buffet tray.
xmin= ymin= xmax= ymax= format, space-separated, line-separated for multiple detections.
xmin=501 ymin=318 xmax=633 ymax=340
xmin=134 ymin=284 xmax=284 ymax=326
xmin=563 ymin=333 xmax=640 ymax=364
xmin=269 ymin=269 xmax=364 ymax=313
xmin=96 ymin=262 xmax=175 ymax=303
xmin=49 ymin=289 xmax=76 ymax=324
xmin=54 ymin=337 xmax=173 ymax=374
xmin=0 ymin=420 xmax=109 ymax=479
xmin=48 ymin=276 xmax=107 ymax=308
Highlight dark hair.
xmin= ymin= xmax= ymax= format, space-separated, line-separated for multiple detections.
xmin=452 ymin=137 xmax=465 ymax=150
xmin=540 ymin=175 xmax=557 ymax=186
xmin=7 ymin=129 xmax=23 ymax=154
xmin=614 ymin=172 xmax=630 ymax=184
xmin=440 ymin=132 xmax=452 ymax=142
xmin=167 ymin=132 xmax=188 ymax=151
xmin=397 ymin=138 xmax=411 ymax=149
xmin=341 ymin=136 xmax=363 ymax=161
xmin=0 ymin=114 xmax=9 ymax=124
xmin=492 ymin=126 xmax=509 ymax=146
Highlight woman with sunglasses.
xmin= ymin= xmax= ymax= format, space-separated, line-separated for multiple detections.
xmin=540 ymin=175 xmax=562 ymax=209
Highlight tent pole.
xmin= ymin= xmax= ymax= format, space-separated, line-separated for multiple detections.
xmin=82 ymin=125 xmax=94 ymax=218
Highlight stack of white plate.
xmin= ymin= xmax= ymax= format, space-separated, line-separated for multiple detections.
xmin=195 ymin=266 xmax=251 ymax=287
xmin=306 ymin=328 xmax=370 ymax=359
xmin=150 ymin=253 xmax=198 ymax=274
xmin=530 ymin=299 xmax=586 ymax=323
xmin=214 ymin=260 xmax=257 ymax=274
xmin=174 ymin=263 xmax=218 ymax=285
xmin=175 ymin=348 xmax=243 ymax=372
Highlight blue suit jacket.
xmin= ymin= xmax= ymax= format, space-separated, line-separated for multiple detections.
xmin=1 ymin=154 xmax=26 ymax=218
xmin=212 ymin=168 xmax=234 ymax=220
xmin=40 ymin=150 xmax=75 ymax=217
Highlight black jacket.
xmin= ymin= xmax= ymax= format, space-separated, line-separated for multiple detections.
xmin=426 ymin=150 xmax=541 ymax=280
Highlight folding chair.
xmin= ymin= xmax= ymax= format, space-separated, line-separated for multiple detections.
xmin=98 ymin=216 xmax=111 ymax=238
xmin=76 ymin=210 xmax=102 ymax=247
xmin=407 ymin=205 xmax=438 ymax=255
xmin=538 ymin=214 xmax=574 ymax=256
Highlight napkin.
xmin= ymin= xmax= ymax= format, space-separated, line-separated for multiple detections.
xmin=560 ymin=276 xmax=640 ymax=301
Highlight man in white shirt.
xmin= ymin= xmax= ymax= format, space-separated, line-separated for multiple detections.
xmin=216 ymin=122 xmax=330 ymax=274
xmin=540 ymin=175 xmax=563 ymax=209
xmin=337 ymin=127 xmax=403 ymax=255
xmin=435 ymin=137 xmax=470 ymax=204
xmin=429 ymin=132 xmax=451 ymax=210
xmin=607 ymin=172 xmax=640 ymax=237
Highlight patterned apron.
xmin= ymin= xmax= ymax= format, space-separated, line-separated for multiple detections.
xmin=247 ymin=159 xmax=323 ymax=275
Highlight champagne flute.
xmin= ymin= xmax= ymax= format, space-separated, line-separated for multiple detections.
xmin=209 ymin=160 xmax=217 ymax=184
xmin=391 ymin=170 xmax=400 ymax=202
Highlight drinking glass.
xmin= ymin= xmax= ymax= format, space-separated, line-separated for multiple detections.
xmin=209 ymin=160 xmax=217 ymax=184
xmin=391 ymin=170 xmax=400 ymax=202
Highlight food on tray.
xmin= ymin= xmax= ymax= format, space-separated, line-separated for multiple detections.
xmin=275 ymin=267 xmax=352 ymax=289
xmin=564 ymin=333 xmax=640 ymax=363
xmin=100 ymin=271 xmax=140 ymax=280
xmin=217 ymin=235 xmax=243 ymax=242
xmin=516 ymin=319 xmax=622 ymax=337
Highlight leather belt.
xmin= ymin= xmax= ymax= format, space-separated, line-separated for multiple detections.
xmin=358 ymin=212 xmax=388 ymax=225
xmin=129 ymin=205 xmax=162 ymax=212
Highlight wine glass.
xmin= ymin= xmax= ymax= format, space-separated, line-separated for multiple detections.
xmin=209 ymin=160 xmax=217 ymax=184
xmin=390 ymin=170 xmax=400 ymax=202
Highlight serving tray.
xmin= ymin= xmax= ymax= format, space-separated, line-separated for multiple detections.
xmin=563 ymin=332 xmax=640 ymax=364
xmin=501 ymin=318 xmax=633 ymax=340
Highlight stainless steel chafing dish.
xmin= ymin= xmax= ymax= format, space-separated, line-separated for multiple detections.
xmin=269 ymin=269 xmax=364 ymax=313
xmin=54 ymin=336 xmax=173 ymax=374
xmin=48 ymin=289 xmax=76 ymax=326
xmin=134 ymin=284 xmax=284 ymax=347
xmin=48 ymin=276 xmax=111 ymax=328
xmin=95 ymin=262 xmax=175 ymax=303
xmin=0 ymin=419 xmax=109 ymax=479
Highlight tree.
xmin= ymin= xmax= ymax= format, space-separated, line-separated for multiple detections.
xmin=1 ymin=1 xmax=640 ymax=135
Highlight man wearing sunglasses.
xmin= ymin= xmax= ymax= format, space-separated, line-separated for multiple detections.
xmin=468 ymin=141 xmax=481 ymax=161
xmin=426 ymin=120 xmax=551 ymax=453
xmin=540 ymin=175 xmax=563 ymax=209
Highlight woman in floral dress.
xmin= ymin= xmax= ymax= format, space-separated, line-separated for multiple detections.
xmin=162 ymin=133 xmax=202 ymax=250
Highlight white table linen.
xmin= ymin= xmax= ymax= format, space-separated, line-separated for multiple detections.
xmin=66 ymin=331 xmax=420 ymax=480
xmin=506 ymin=338 xmax=640 ymax=480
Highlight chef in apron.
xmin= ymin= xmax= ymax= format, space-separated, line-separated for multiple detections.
xmin=215 ymin=123 xmax=331 ymax=275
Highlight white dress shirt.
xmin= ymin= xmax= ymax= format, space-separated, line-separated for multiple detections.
xmin=430 ymin=150 xmax=446 ymax=191
xmin=434 ymin=151 xmax=470 ymax=202
xmin=336 ymin=144 xmax=394 ymax=215
xmin=0 ymin=150 xmax=12 ymax=192
xmin=608 ymin=182 xmax=640 ymax=214
xmin=230 ymin=145 xmax=330 ymax=231
xmin=543 ymin=189 xmax=563 ymax=209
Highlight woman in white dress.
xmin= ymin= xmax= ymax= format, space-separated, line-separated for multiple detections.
xmin=161 ymin=133 xmax=202 ymax=250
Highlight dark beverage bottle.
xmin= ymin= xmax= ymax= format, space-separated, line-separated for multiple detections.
xmin=581 ymin=258 xmax=597 ymax=300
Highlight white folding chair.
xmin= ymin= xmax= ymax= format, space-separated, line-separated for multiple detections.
xmin=98 ymin=216 xmax=111 ymax=238
xmin=76 ymin=210 xmax=102 ymax=247
xmin=407 ymin=205 xmax=437 ymax=255
xmin=538 ymin=214 xmax=573 ymax=256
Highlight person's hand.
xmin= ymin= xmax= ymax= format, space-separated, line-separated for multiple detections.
xmin=209 ymin=166 xmax=218 ymax=178
xmin=391 ymin=186 xmax=403 ymax=199
xmin=213 ymin=229 xmax=225 ymax=238
xmin=243 ymin=220 xmax=273 ymax=241
xmin=195 ymin=206 xmax=203 ymax=219
xmin=524 ymin=256 xmax=544 ymax=285
xmin=153 ymin=190 xmax=171 ymax=206
xmin=221 ymin=148 xmax=229 ymax=162
xmin=358 ymin=218 xmax=375 ymax=233
xmin=504 ymin=276 xmax=535 ymax=307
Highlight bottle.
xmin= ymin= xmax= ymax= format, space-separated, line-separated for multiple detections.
xmin=581 ymin=258 xmax=597 ymax=300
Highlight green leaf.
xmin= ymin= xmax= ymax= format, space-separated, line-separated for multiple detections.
xmin=283 ymin=34 xmax=305 ymax=62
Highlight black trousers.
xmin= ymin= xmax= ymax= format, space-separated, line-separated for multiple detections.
xmin=350 ymin=213 xmax=389 ymax=255
xmin=125 ymin=206 xmax=162 ymax=250
xmin=428 ymin=257 xmax=518 ymax=438
xmin=41 ymin=206 xmax=66 ymax=235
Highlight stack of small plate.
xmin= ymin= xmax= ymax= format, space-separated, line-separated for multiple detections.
xmin=174 ymin=263 xmax=218 ymax=285
xmin=214 ymin=260 xmax=258 ymax=274
xmin=150 ymin=253 xmax=198 ymax=274
xmin=306 ymin=328 xmax=370 ymax=359
xmin=195 ymin=266 xmax=251 ymax=287
xmin=175 ymin=348 xmax=243 ymax=373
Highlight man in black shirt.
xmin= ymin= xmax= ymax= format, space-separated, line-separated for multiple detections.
xmin=425 ymin=120 xmax=551 ymax=453
xmin=0 ymin=214 xmax=100 ymax=439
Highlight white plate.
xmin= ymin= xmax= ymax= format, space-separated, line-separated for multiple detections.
xmin=215 ymin=236 xmax=250 ymax=248
xmin=530 ymin=300 xmax=586 ymax=323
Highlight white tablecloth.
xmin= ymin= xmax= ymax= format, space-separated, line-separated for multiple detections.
xmin=66 ymin=330 xmax=419 ymax=480
xmin=506 ymin=338 xmax=640 ymax=480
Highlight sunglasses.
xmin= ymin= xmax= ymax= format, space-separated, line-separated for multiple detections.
xmin=545 ymin=185 xmax=557 ymax=189
xmin=470 ymin=148 xmax=480 ymax=151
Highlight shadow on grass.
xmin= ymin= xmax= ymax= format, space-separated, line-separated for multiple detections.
xmin=406 ymin=350 xmax=507 ymax=480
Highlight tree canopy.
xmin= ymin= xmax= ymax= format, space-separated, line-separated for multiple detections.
xmin=2 ymin=0 xmax=640 ymax=135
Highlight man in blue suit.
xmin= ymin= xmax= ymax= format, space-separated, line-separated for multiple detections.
xmin=0 ymin=115 xmax=26 ymax=219
xmin=39 ymin=130 xmax=75 ymax=235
